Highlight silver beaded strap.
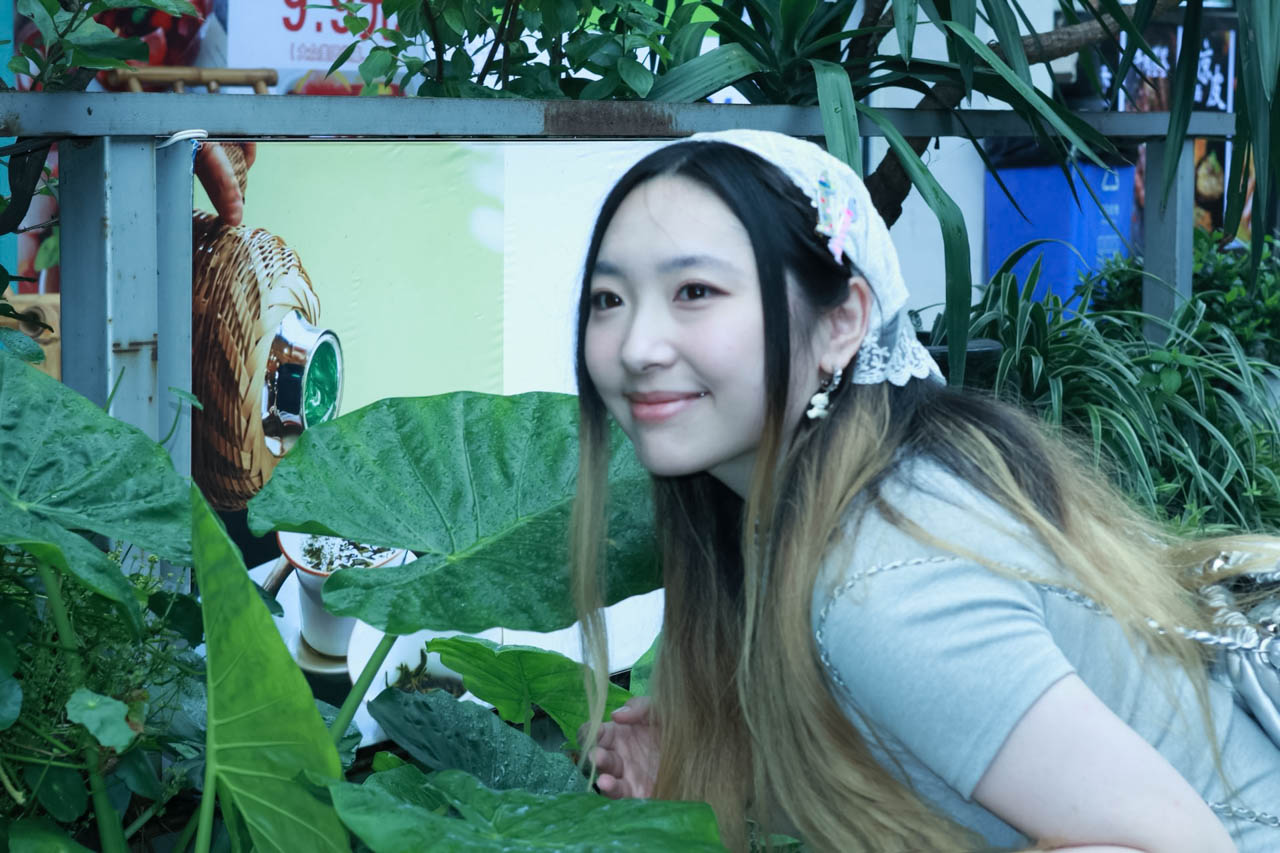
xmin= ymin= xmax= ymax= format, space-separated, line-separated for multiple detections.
xmin=1208 ymin=801 xmax=1280 ymax=829
xmin=814 ymin=555 xmax=954 ymax=698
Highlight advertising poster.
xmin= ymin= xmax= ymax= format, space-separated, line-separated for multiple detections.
xmin=190 ymin=141 xmax=504 ymax=512
xmin=1116 ymin=20 xmax=1242 ymax=240
xmin=184 ymin=139 xmax=665 ymax=539
xmin=225 ymin=0 xmax=403 ymax=95
xmin=187 ymin=138 xmax=669 ymax=676
xmin=1086 ymin=11 xmax=1256 ymax=244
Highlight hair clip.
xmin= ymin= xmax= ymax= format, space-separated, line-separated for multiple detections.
xmin=814 ymin=171 xmax=854 ymax=264
xmin=827 ymin=206 xmax=853 ymax=264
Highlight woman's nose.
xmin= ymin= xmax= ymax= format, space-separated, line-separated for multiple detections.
xmin=619 ymin=304 xmax=677 ymax=373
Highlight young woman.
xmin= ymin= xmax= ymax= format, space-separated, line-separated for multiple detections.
xmin=569 ymin=130 xmax=1280 ymax=852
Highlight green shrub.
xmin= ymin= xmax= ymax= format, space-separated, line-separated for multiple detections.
xmin=970 ymin=257 xmax=1280 ymax=533
xmin=1087 ymin=230 xmax=1280 ymax=364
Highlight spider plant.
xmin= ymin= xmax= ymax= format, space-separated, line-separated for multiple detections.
xmin=968 ymin=247 xmax=1280 ymax=533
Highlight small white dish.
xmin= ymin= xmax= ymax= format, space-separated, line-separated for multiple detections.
xmin=285 ymin=617 xmax=352 ymax=676
xmin=277 ymin=532 xmax=409 ymax=658
xmin=347 ymin=624 xmax=501 ymax=704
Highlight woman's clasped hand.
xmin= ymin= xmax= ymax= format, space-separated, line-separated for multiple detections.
xmin=580 ymin=696 xmax=658 ymax=800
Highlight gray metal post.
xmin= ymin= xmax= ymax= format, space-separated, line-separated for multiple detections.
xmin=61 ymin=136 xmax=191 ymax=585
xmin=1142 ymin=138 xmax=1195 ymax=343
xmin=156 ymin=141 xmax=194 ymax=479
xmin=60 ymin=136 xmax=162 ymax=436
xmin=59 ymin=138 xmax=110 ymax=408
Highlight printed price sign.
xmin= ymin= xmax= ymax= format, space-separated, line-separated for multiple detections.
xmin=228 ymin=0 xmax=395 ymax=74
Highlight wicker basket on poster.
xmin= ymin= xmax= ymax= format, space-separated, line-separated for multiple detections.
xmin=192 ymin=146 xmax=341 ymax=510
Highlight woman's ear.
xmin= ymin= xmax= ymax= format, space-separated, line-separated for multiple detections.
xmin=819 ymin=275 xmax=873 ymax=374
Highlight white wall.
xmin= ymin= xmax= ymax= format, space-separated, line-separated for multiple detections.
xmin=501 ymin=141 xmax=667 ymax=395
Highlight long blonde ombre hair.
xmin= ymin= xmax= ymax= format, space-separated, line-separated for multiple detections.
xmin=570 ymin=141 xmax=1267 ymax=851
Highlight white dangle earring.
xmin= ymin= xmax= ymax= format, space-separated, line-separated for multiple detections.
xmin=805 ymin=367 xmax=843 ymax=420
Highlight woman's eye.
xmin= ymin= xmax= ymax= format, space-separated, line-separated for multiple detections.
xmin=676 ymin=283 xmax=715 ymax=301
xmin=590 ymin=291 xmax=622 ymax=310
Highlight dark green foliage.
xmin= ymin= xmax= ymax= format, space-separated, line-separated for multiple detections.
xmin=330 ymin=764 xmax=724 ymax=852
xmin=367 ymin=688 xmax=587 ymax=795
xmin=969 ymin=254 xmax=1280 ymax=533
xmin=1089 ymin=230 xmax=1280 ymax=365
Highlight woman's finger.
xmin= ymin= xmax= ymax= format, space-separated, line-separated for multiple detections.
xmin=591 ymin=746 xmax=624 ymax=779
xmin=611 ymin=696 xmax=652 ymax=723
xmin=596 ymin=773 xmax=624 ymax=799
xmin=595 ymin=722 xmax=617 ymax=749
xmin=194 ymin=143 xmax=245 ymax=225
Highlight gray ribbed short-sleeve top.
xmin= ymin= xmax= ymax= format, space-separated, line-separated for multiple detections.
xmin=812 ymin=456 xmax=1280 ymax=850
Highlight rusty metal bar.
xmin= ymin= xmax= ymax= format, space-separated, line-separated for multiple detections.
xmin=2 ymin=92 xmax=1237 ymax=141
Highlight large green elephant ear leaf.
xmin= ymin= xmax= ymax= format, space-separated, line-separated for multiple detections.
xmin=0 ymin=352 xmax=191 ymax=627
xmin=330 ymin=766 xmax=725 ymax=852
xmin=426 ymin=636 xmax=631 ymax=748
xmin=246 ymin=392 xmax=659 ymax=635
xmin=192 ymin=487 xmax=350 ymax=853
xmin=367 ymin=687 xmax=585 ymax=795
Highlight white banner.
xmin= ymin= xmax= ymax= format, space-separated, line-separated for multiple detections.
xmin=226 ymin=0 xmax=398 ymax=85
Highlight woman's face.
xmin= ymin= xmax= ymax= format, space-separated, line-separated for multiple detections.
xmin=585 ymin=175 xmax=818 ymax=495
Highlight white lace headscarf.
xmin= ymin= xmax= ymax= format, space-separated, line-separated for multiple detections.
xmin=679 ymin=129 xmax=943 ymax=387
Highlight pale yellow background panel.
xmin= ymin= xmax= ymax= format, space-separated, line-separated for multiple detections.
xmin=195 ymin=141 xmax=504 ymax=413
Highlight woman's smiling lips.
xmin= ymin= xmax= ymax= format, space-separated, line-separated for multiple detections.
xmin=626 ymin=391 xmax=708 ymax=423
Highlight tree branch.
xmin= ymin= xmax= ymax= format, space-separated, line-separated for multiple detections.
xmin=479 ymin=0 xmax=519 ymax=84
xmin=863 ymin=0 xmax=1183 ymax=226
xmin=499 ymin=0 xmax=523 ymax=86
xmin=422 ymin=1 xmax=446 ymax=84
xmin=847 ymin=0 xmax=890 ymax=62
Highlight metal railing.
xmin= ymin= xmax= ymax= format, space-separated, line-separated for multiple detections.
xmin=4 ymin=92 xmax=1229 ymax=474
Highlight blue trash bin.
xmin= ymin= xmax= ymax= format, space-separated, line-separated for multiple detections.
xmin=984 ymin=163 xmax=1134 ymax=304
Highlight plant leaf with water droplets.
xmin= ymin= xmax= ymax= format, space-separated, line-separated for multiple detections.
xmin=247 ymin=392 xmax=659 ymax=635
xmin=427 ymin=636 xmax=630 ymax=748
xmin=0 ymin=353 xmax=191 ymax=631
xmin=367 ymin=687 xmax=585 ymax=795
xmin=330 ymin=766 xmax=724 ymax=852
xmin=194 ymin=488 xmax=350 ymax=853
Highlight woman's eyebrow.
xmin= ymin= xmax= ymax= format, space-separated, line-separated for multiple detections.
xmin=594 ymin=254 xmax=740 ymax=278
xmin=656 ymin=254 xmax=741 ymax=275
xmin=593 ymin=259 xmax=625 ymax=278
